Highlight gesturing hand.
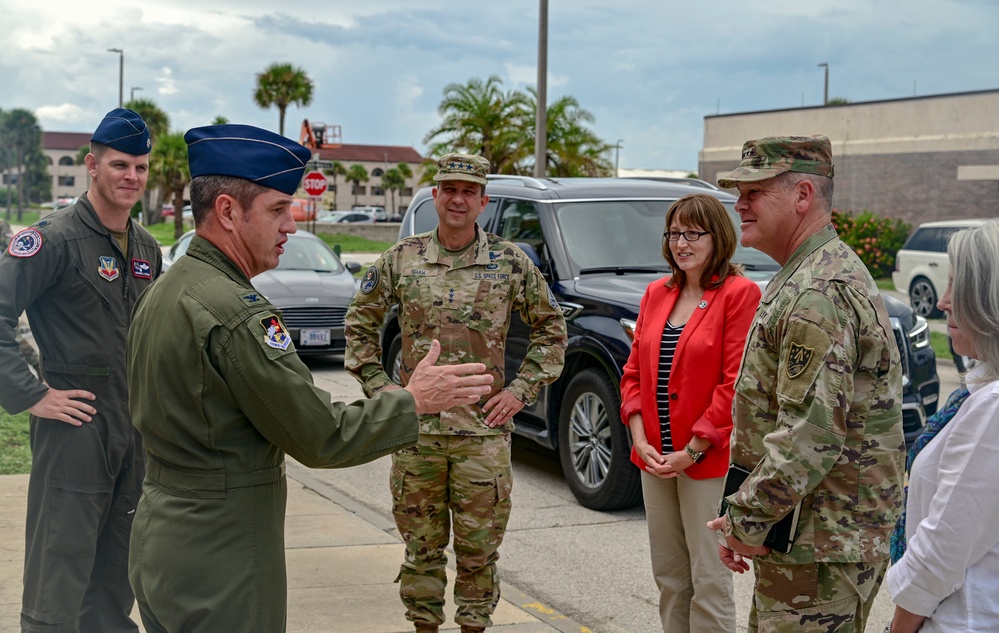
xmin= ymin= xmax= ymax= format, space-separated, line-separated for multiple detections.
xmin=405 ymin=340 xmax=493 ymax=415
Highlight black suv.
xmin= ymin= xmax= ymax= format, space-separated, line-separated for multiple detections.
xmin=385 ymin=176 xmax=939 ymax=511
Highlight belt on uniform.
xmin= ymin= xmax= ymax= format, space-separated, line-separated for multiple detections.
xmin=145 ymin=455 xmax=286 ymax=499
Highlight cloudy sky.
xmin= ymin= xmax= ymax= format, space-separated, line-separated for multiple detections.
xmin=3 ymin=0 xmax=997 ymax=171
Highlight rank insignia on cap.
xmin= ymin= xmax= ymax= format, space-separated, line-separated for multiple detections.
xmin=131 ymin=259 xmax=152 ymax=279
xmin=261 ymin=314 xmax=291 ymax=350
xmin=786 ymin=342 xmax=814 ymax=379
xmin=98 ymin=256 xmax=119 ymax=282
xmin=8 ymin=228 xmax=43 ymax=257
xmin=359 ymin=266 xmax=379 ymax=295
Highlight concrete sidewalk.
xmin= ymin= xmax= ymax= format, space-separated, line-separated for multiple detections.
xmin=0 ymin=465 xmax=588 ymax=633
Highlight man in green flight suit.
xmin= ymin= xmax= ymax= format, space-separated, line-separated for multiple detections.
xmin=125 ymin=124 xmax=493 ymax=633
xmin=345 ymin=153 xmax=567 ymax=633
xmin=707 ymin=136 xmax=904 ymax=632
xmin=0 ymin=108 xmax=160 ymax=632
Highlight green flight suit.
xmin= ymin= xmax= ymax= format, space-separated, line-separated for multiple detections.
xmin=0 ymin=195 xmax=162 ymax=632
xmin=126 ymin=235 xmax=419 ymax=633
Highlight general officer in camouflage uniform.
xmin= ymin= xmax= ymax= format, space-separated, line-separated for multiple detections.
xmin=0 ymin=217 xmax=41 ymax=376
xmin=345 ymin=153 xmax=567 ymax=633
xmin=0 ymin=108 xmax=161 ymax=633
xmin=707 ymin=136 xmax=904 ymax=632
xmin=126 ymin=126 xmax=493 ymax=633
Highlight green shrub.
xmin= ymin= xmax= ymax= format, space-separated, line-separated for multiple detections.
xmin=831 ymin=209 xmax=911 ymax=279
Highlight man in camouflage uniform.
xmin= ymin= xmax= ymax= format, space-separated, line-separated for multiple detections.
xmin=708 ymin=136 xmax=904 ymax=632
xmin=345 ymin=153 xmax=567 ymax=633
xmin=0 ymin=217 xmax=42 ymax=376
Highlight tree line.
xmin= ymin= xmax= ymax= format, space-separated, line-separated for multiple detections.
xmin=1 ymin=63 xmax=614 ymax=233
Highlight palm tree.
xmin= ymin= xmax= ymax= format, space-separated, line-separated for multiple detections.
xmin=345 ymin=164 xmax=368 ymax=207
xmin=381 ymin=168 xmax=405 ymax=216
xmin=253 ymin=63 xmax=314 ymax=136
xmin=212 ymin=115 xmax=229 ymax=125
xmin=423 ymin=75 xmax=531 ymax=174
xmin=124 ymin=97 xmax=171 ymax=223
xmin=395 ymin=162 xmax=413 ymax=209
xmin=323 ymin=161 xmax=346 ymax=210
xmin=149 ymin=132 xmax=190 ymax=239
xmin=524 ymin=89 xmax=613 ymax=177
xmin=0 ymin=108 xmax=43 ymax=220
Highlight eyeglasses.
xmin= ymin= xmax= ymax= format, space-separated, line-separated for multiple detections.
xmin=664 ymin=230 xmax=711 ymax=242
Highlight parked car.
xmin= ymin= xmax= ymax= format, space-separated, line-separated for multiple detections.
xmin=388 ymin=176 xmax=939 ymax=511
xmin=351 ymin=206 xmax=387 ymax=222
xmin=163 ymin=229 xmax=362 ymax=356
xmin=317 ymin=211 xmax=376 ymax=224
xmin=291 ymin=198 xmax=317 ymax=221
xmin=892 ymin=219 xmax=988 ymax=318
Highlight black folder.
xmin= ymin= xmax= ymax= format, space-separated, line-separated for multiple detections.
xmin=718 ymin=463 xmax=800 ymax=554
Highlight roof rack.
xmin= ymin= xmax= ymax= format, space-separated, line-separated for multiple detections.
xmin=486 ymin=174 xmax=549 ymax=190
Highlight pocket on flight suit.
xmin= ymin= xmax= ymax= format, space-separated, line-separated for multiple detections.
xmin=46 ymin=479 xmax=108 ymax=559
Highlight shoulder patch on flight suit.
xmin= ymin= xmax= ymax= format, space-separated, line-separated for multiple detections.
xmin=260 ymin=314 xmax=292 ymax=350
xmin=8 ymin=228 xmax=43 ymax=257
xmin=359 ymin=266 xmax=379 ymax=295
xmin=777 ymin=318 xmax=833 ymax=404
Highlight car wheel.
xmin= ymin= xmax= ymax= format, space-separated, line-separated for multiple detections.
xmin=557 ymin=368 xmax=642 ymax=511
xmin=909 ymin=277 xmax=942 ymax=318
xmin=950 ymin=336 xmax=978 ymax=374
xmin=386 ymin=334 xmax=403 ymax=385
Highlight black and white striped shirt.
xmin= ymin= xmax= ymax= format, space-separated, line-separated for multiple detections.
xmin=655 ymin=320 xmax=684 ymax=453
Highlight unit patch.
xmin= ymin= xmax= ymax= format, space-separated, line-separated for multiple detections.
xmin=261 ymin=314 xmax=291 ymax=350
xmin=786 ymin=342 xmax=814 ymax=379
xmin=131 ymin=259 xmax=152 ymax=279
xmin=359 ymin=266 xmax=379 ymax=295
xmin=98 ymin=256 xmax=120 ymax=281
xmin=8 ymin=228 xmax=42 ymax=257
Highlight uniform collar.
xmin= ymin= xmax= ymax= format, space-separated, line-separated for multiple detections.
xmin=760 ymin=224 xmax=837 ymax=304
xmin=186 ymin=234 xmax=255 ymax=287
xmin=426 ymin=224 xmax=491 ymax=267
xmin=73 ymin=192 xmax=134 ymax=238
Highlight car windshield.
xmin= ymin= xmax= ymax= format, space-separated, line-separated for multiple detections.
xmin=276 ymin=237 xmax=344 ymax=273
xmin=553 ymin=199 xmax=779 ymax=273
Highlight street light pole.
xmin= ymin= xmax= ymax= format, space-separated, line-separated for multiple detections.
xmin=130 ymin=86 xmax=142 ymax=102
xmin=817 ymin=62 xmax=829 ymax=106
xmin=534 ymin=0 xmax=548 ymax=178
xmin=108 ymin=48 xmax=123 ymax=107
xmin=614 ymin=139 xmax=623 ymax=178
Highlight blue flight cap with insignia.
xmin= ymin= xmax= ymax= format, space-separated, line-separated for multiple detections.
xmin=91 ymin=108 xmax=151 ymax=155
xmin=184 ymin=124 xmax=313 ymax=196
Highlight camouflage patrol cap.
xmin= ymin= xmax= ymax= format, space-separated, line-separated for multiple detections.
xmin=433 ymin=153 xmax=490 ymax=186
xmin=717 ymin=135 xmax=834 ymax=188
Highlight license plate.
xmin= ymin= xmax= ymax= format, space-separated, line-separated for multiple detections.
xmin=299 ymin=329 xmax=330 ymax=346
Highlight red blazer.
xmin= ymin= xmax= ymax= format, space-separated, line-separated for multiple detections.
xmin=619 ymin=274 xmax=761 ymax=479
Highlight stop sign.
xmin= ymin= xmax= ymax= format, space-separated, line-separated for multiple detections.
xmin=302 ymin=170 xmax=328 ymax=198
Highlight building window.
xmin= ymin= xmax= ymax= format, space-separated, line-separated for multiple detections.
xmin=2 ymin=174 xmax=17 ymax=185
xmin=372 ymin=168 xmax=384 ymax=177
xmin=372 ymin=186 xmax=384 ymax=196
xmin=403 ymin=187 xmax=413 ymax=196
xmin=352 ymin=185 xmax=367 ymax=195
xmin=58 ymin=156 xmax=75 ymax=166
xmin=58 ymin=176 xmax=76 ymax=187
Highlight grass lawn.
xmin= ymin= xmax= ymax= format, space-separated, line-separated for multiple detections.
xmin=875 ymin=278 xmax=895 ymax=292
xmin=930 ymin=331 xmax=953 ymax=362
xmin=0 ymin=409 xmax=31 ymax=475
xmin=142 ymin=221 xmax=393 ymax=254
xmin=4 ymin=210 xmax=41 ymax=227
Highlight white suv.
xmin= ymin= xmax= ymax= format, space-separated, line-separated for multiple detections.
xmin=892 ymin=219 xmax=988 ymax=318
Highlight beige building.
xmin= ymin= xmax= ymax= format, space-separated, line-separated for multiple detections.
xmin=42 ymin=131 xmax=91 ymax=202
xmin=699 ymin=89 xmax=999 ymax=226
xmin=309 ymin=144 xmax=424 ymax=214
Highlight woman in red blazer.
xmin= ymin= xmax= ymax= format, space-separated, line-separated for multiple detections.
xmin=620 ymin=193 xmax=761 ymax=633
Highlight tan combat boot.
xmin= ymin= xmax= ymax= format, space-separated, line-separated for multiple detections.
xmin=414 ymin=624 xmax=439 ymax=633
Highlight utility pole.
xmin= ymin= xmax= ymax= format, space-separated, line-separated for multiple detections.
xmin=614 ymin=140 xmax=623 ymax=178
xmin=817 ymin=62 xmax=829 ymax=106
xmin=108 ymin=48 xmax=124 ymax=107
xmin=130 ymin=86 xmax=143 ymax=102
xmin=534 ymin=0 xmax=548 ymax=178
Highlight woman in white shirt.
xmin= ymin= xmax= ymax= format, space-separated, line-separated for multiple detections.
xmin=886 ymin=219 xmax=999 ymax=633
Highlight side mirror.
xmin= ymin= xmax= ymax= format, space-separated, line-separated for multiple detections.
xmin=345 ymin=261 xmax=362 ymax=274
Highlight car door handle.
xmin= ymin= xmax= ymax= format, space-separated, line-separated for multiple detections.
xmin=928 ymin=262 xmax=938 ymax=267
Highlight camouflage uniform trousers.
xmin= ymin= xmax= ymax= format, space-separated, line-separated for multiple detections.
xmin=748 ymin=559 xmax=887 ymax=633
xmin=390 ymin=433 xmax=512 ymax=628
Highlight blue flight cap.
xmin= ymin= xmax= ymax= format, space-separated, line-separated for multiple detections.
xmin=184 ymin=124 xmax=312 ymax=196
xmin=91 ymin=108 xmax=151 ymax=155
